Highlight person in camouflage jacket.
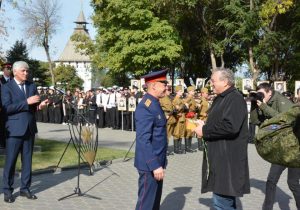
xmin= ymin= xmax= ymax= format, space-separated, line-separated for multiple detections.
xmin=250 ymin=82 xmax=300 ymax=210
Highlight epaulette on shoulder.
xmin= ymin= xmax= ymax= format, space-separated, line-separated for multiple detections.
xmin=144 ymin=99 xmax=152 ymax=107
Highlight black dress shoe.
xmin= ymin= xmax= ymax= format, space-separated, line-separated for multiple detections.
xmin=20 ymin=191 xmax=38 ymax=200
xmin=4 ymin=194 xmax=15 ymax=203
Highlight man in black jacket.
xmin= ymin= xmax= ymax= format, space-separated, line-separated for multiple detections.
xmin=194 ymin=67 xmax=250 ymax=210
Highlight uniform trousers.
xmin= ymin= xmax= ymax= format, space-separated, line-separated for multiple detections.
xmin=263 ymin=164 xmax=300 ymax=210
xmin=3 ymin=130 xmax=34 ymax=195
xmin=135 ymin=170 xmax=163 ymax=210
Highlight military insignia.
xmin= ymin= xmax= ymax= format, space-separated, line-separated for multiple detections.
xmin=144 ymin=99 xmax=152 ymax=107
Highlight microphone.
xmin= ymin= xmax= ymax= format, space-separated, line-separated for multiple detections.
xmin=54 ymin=87 xmax=65 ymax=95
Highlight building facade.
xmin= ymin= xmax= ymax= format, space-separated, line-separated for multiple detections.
xmin=55 ymin=10 xmax=92 ymax=91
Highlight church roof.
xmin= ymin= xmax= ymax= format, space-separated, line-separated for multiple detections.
xmin=56 ymin=10 xmax=91 ymax=62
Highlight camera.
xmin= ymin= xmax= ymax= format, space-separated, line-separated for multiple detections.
xmin=249 ymin=92 xmax=265 ymax=103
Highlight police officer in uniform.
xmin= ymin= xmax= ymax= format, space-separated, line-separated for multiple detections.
xmin=172 ymin=85 xmax=185 ymax=154
xmin=135 ymin=70 xmax=168 ymax=210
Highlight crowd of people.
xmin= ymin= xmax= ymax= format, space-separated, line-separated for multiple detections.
xmin=0 ymin=62 xmax=299 ymax=209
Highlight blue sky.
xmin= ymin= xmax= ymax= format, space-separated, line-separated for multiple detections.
xmin=1 ymin=0 xmax=96 ymax=61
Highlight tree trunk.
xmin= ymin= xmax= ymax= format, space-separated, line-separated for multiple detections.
xmin=210 ymin=47 xmax=217 ymax=70
xmin=249 ymin=46 xmax=260 ymax=83
xmin=43 ymin=37 xmax=55 ymax=85
xmin=220 ymin=54 xmax=225 ymax=68
xmin=44 ymin=46 xmax=55 ymax=85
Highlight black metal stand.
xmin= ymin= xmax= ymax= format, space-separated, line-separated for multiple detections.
xmin=55 ymin=122 xmax=84 ymax=170
xmin=54 ymin=90 xmax=100 ymax=201
xmin=123 ymin=138 xmax=136 ymax=162
xmin=58 ymin=121 xmax=101 ymax=201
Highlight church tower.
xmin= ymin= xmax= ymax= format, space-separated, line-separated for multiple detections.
xmin=55 ymin=10 xmax=92 ymax=91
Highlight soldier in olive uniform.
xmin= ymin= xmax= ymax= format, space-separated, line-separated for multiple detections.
xmin=196 ymin=87 xmax=210 ymax=150
xmin=159 ymin=85 xmax=176 ymax=154
xmin=184 ymin=86 xmax=197 ymax=152
xmin=172 ymin=85 xmax=185 ymax=154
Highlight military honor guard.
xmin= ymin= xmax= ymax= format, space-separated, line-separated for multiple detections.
xmin=134 ymin=70 xmax=168 ymax=210
xmin=159 ymin=85 xmax=176 ymax=154
xmin=197 ymin=87 xmax=210 ymax=150
xmin=184 ymin=86 xmax=197 ymax=152
xmin=172 ymin=85 xmax=186 ymax=154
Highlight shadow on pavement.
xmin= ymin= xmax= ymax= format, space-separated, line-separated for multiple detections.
xmin=160 ymin=187 xmax=191 ymax=210
xmin=250 ymin=178 xmax=293 ymax=210
xmin=0 ymin=167 xmax=115 ymax=201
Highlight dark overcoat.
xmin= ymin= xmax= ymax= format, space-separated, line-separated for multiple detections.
xmin=202 ymin=86 xmax=250 ymax=197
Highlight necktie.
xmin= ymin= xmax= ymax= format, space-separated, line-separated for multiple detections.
xmin=20 ymin=84 xmax=26 ymax=95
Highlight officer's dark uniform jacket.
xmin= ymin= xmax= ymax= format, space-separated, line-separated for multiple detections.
xmin=134 ymin=93 xmax=168 ymax=171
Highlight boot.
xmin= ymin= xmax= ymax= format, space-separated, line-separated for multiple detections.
xmin=188 ymin=138 xmax=193 ymax=152
xmin=185 ymin=138 xmax=193 ymax=153
xmin=178 ymin=138 xmax=185 ymax=154
xmin=198 ymin=138 xmax=203 ymax=151
xmin=173 ymin=139 xmax=179 ymax=154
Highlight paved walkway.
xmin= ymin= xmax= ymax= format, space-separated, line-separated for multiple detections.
xmin=0 ymin=123 xmax=298 ymax=210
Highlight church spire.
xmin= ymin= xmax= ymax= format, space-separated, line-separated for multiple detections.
xmin=74 ymin=10 xmax=89 ymax=34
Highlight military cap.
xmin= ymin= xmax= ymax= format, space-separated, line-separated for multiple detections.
xmin=1 ymin=63 xmax=12 ymax=70
xmin=37 ymin=86 xmax=42 ymax=89
xmin=175 ymin=85 xmax=183 ymax=92
xmin=112 ymin=85 xmax=118 ymax=89
xmin=124 ymin=87 xmax=128 ymax=90
xmin=187 ymin=86 xmax=195 ymax=92
xmin=43 ymin=87 xmax=48 ymax=90
xmin=49 ymin=86 xmax=55 ymax=90
xmin=142 ymin=69 xmax=168 ymax=84
xmin=201 ymin=87 xmax=209 ymax=93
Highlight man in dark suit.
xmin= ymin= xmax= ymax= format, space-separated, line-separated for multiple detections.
xmin=134 ymin=70 xmax=168 ymax=210
xmin=0 ymin=63 xmax=13 ymax=149
xmin=1 ymin=61 xmax=48 ymax=203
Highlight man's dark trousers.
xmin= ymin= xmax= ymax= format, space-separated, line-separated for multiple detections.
xmin=3 ymin=129 xmax=34 ymax=194
xmin=263 ymin=164 xmax=300 ymax=210
xmin=135 ymin=171 xmax=163 ymax=210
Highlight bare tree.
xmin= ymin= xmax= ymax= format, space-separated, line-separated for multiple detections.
xmin=18 ymin=0 xmax=61 ymax=85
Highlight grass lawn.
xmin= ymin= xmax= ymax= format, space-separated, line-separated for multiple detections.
xmin=0 ymin=139 xmax=134 ymax=172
